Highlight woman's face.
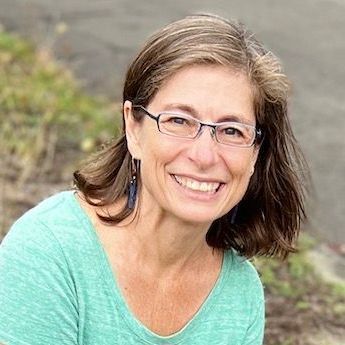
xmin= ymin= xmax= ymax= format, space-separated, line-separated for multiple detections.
xmin=125 ymin=64 xmax=259 ymax=225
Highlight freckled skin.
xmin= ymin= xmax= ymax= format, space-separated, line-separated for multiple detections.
xmin=126 ymin=65 xmax=259 ymax=226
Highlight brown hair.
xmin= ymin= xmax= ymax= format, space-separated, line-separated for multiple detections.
xmin=74 ymin=14 xmax=309 ymax=259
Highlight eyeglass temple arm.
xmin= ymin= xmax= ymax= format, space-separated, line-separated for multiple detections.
xmin=132 ymin=105 xmax=159 ymax=121
xmin=255 ymin=128 xmax=264 ymax=144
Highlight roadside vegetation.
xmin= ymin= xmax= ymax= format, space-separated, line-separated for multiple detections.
xmin=0 ymin=29 xmax=120 ymax=234
xmin=1 ymin=30 xmax=344 ymax=345
xmin=0 ymin=29 xmax=119 ymax=185
xmin=255 ymin=236 xmax=345 ymax=345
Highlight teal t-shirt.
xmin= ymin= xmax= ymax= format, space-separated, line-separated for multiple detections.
xmin=0 ymin=191 xmax=264 ymax=345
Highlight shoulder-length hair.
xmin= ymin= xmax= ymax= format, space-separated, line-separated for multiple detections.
xmin=74 ymin=14 xmax=309 ymax=259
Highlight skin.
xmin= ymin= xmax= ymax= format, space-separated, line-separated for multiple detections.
xmin=124 ymin=64 xmax=258 ymax=261
xmin=79 ymin=64 xmax=259 ymax=335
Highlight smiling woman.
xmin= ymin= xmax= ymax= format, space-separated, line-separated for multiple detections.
xmin=0 ymin=14 xmax=308 ymax=345
xmin=123 ymin=65 xmax=259 ymax=226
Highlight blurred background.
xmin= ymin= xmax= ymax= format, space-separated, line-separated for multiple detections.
xmin=1 ymin=0 xmax=345 ymax=244
xmin=0 ymin=1 xmax=344 ymax=344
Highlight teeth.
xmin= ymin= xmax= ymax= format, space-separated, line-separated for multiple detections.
xmin=174 ymin=175 xmax=220 ymax=193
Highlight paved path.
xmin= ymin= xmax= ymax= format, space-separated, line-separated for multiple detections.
xmin=1 ymin=0 xmax=345 ymax=243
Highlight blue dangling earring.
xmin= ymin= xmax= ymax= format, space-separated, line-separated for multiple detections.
xmin=230 ymin=205 xmax=238 ymax=225
xmin=128 ymin=159 xmax=138 ymax=209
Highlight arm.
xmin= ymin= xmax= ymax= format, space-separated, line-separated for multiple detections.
xmin=0 ymin=215 xmax=78 ymax=345
xmin=242 ymin=298 xmax=265 ymax=345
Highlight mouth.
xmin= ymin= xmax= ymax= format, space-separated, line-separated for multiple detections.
xmin=172 ymin=174 xmax=223 ymax=194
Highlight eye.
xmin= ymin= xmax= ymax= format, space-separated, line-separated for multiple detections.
xmin=162 ymin=114 xmax=193 ymax=126
xmin=222 ymin=125 xmax=244 ymax=137
xmin=170 ymin=116 xmax=188 ymax=125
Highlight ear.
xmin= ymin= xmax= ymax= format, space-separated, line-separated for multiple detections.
xmin=250 ymin=146 xmax=260 ymax=176
xmin=123 ymin=100 xmax=143 ymax=160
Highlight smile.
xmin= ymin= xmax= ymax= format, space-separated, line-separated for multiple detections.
xmin=173 ymin=175 xmax=221 ymax=193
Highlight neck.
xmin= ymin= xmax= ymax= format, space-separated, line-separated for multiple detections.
xmin=77 ymin=192 xmax=221 ymax=276
xmin=118 ymin=201 xmax=218 ymax=276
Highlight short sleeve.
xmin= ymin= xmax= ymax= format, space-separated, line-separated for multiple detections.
xmin=242 ymin=276 xmax=265 ymax=345
xmin=243 ymin=298 xmax=265 ymax=345
xmin=0 ymin=214 xmax=79 ymax=345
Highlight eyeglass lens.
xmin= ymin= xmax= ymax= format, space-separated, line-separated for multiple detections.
xmin=158 ymin=113 xmax=255 ymax=146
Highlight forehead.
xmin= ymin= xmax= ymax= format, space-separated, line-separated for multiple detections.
xmin=148 ymin=64 xmax=256 ymax=124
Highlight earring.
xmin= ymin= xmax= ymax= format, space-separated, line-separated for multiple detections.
xmin=230 ymin=205 xmax=238 ymax=225
xmin=128 ymin=159 xmax=138 ymax=209
xmin=250 ymin=166 xmax=255 ymax=176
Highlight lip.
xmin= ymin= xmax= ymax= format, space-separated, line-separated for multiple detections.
xmin=171 ymin=173 xmax=225 ymax=184
xmin=170 ymin=174 xmax=225 ymax=201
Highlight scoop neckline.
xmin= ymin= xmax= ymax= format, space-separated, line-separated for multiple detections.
xmin=67 ymin=190 xmax=233 ymax=344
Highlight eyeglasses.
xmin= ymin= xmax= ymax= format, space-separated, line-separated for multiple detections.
xmin=133 ymin=105 xmax=263 ymax=148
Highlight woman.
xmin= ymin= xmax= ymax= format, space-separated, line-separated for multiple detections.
xmin=0 ymin=14 xmax=308 ymax=345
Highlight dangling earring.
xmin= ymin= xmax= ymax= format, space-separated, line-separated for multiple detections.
xmin=128 ymin=159 xmax=138 ymax=209
xmin=230 ymin=205 xmax=238 ymax=225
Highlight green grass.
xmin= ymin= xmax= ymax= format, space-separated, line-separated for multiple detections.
xmin=254 ymin=234 xmax=317 ymax=299
xmin=254 ymin=233 xmax=345 ymax=345
xmin=0 ymin=30 xmax=121 ymax=181
xmin=254 ymin=233 xmax=345 ymax=303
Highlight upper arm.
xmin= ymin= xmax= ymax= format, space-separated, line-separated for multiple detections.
xmin=242 ymin=297 xmax=265 ymax=345
xmin=242 ymin=267 xmax=265 ymax=345
xmin=0 ymin=216 xmax=79 ymax=345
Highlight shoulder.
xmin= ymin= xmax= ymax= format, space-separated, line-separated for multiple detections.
xmin=15 ymin=190 xmax=81 ymax=227
xmin=223 ymin=250 xmax=264 ymax=301
xmin=1 ymin=190 xmax=92 ymax=267
xmin=207 ymin=250 xmax=265 ymax=342
xmin=3 ymin=190 xmax=86 ymax=245
xmin=0 ymin=189 xmax=93 ymax=297
xmin=0 ymin=192 xmax=81 ymax=344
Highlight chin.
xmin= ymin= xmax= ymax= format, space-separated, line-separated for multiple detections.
xmin=170 ymin=205 xmax=225 ymax=226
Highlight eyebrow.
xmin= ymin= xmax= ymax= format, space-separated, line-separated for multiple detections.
xmin=161 ymin=103 xmax=253 ymax=125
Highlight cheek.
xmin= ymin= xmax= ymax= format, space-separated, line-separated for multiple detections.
xmin=139 ymin=134 xmax=181 ymax=179
xmin=142 ymin=132 xmax=183 ymax=161
xmin=225 ymin=151 xmax=255 ymax=177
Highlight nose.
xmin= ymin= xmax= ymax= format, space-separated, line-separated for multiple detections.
xmin=187 ymin=126 xmax=219 ymax=169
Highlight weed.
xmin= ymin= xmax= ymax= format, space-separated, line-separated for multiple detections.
xmin=0 ymin=31 xmax=121 ymax=182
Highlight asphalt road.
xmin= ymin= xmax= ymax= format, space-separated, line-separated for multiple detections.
xmin=1 ymin=0 xmax=344 ymax=243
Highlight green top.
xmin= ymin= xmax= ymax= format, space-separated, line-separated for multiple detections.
xmin=0 ymin=191 xmax=264 ymax=345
